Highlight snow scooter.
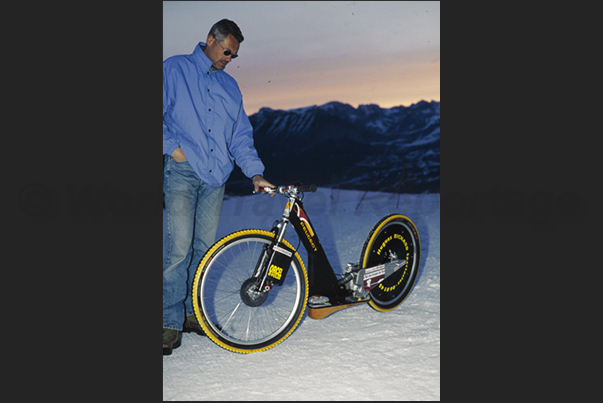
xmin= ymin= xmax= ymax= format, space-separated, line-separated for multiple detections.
xmin=192 ymin=183 xmax=421 ymax=353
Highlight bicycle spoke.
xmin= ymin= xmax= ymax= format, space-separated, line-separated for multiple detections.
xmin=213 ymin=258 xmax=242 ymax=283
xmin=248 ymin=241 xmax=258 ymax=277
xmin=245 ymin=307 xmax=253 ymax=341
xmin=205 ymin=289 xmax=239 ymax=304
xmin=221 ymin=300 xmax=243 ymax=333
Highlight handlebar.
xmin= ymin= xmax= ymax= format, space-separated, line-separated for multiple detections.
xmin=296 ymin=184 xmax=317 ymax=193
xmin=254 ymin=183 xmax=317 ymax=196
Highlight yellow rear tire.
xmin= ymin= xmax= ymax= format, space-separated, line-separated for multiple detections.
xmin=359 ymin=214 xmax=421 ymax=312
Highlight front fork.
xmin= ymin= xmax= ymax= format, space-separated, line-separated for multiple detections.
xmin=253 ymin=212 xmax=292 ymax=293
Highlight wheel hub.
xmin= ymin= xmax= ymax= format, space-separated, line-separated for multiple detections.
xmin=240 ymin=278 xmax=269 ymax=307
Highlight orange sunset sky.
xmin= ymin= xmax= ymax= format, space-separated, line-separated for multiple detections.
xmin=163 ymin=1 xmax=440 ymax=115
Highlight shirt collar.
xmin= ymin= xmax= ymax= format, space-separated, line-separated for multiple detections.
xmin=192 ymin=42 xmax=218 ymax=73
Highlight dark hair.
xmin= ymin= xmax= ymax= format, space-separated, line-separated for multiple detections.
xmin=209 ymin=19 xmax=244 ymax=43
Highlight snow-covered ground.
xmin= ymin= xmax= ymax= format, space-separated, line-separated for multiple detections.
xmin=163 ymin=188 xmax=440 ymax=401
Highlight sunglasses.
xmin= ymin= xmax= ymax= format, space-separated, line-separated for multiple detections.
xmin=216 ymin=39 xmax=238 ymax=59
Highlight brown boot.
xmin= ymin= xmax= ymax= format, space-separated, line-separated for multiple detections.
xmin=163 ymin=328 xmax=182 ymax=355
xmin=183 ymin=314 xmax=206 ymax=336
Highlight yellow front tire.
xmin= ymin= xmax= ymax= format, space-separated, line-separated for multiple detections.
xmin=192 ymin=229 xmax=308 ymax=353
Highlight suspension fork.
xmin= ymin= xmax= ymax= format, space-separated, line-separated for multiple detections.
xmin=253 ymin=198 xmax=295 ymax=291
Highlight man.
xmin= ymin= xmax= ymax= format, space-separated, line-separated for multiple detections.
xmin=163 ymin=19 xmax=274 ymax=355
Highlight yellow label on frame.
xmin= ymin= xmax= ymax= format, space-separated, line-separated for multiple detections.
xmin=268 ymin=264 xmax=283 ymax=280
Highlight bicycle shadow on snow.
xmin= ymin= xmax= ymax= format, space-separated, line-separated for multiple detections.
xmin=292 ymin=189 xmax=435 ymax=324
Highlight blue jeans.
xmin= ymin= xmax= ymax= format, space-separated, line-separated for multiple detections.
xmin=163 ymin=155 xmax=225 ymax=330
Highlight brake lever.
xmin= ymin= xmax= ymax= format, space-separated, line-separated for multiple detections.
xmin=253 ymin=187 xmax=277 ymax=195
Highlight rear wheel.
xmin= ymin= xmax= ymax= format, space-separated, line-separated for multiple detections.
xmin=359 ymin=214 xmax=421 ymax=312
xmin=192 ymin=229 xmax=308 ymax=353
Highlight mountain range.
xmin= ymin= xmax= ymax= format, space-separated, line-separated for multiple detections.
xmin=225 ymin=100 xmax=440 ymax=195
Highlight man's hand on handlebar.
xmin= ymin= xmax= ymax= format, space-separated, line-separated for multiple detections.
xmin=252 ymin=175 xmax=276 ymax=196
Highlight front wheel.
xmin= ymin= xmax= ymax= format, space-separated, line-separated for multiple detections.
xmin=359 ymin=214 xmax=421 ymax=312
xmin=192 ymin=229 xmax=308 ymax=353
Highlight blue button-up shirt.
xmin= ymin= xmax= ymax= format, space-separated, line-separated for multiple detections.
xmin=163 ymin=42 xmax=264 ymax=188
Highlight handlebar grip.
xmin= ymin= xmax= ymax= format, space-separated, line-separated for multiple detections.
xmin=298 ymin=184 xmax=317 ymax=193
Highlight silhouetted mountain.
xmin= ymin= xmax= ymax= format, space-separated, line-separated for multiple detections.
xmin=225 ymin=100 xmax=440 ymax=195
